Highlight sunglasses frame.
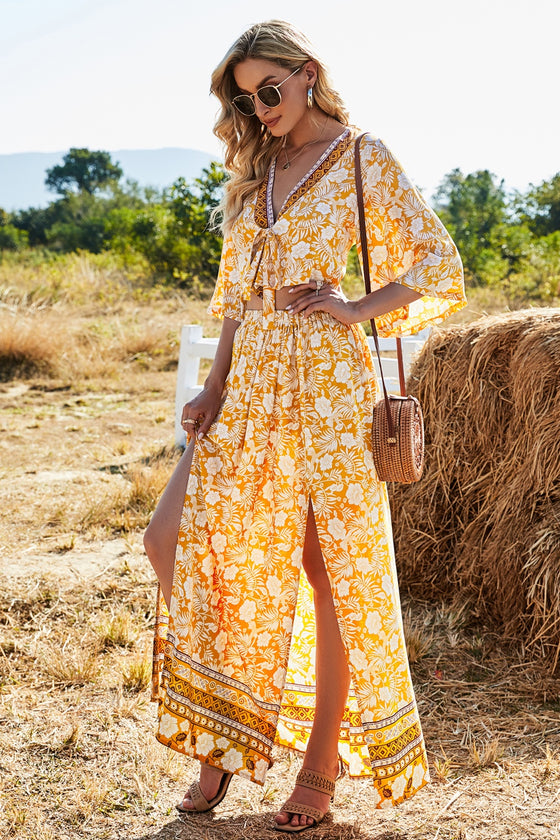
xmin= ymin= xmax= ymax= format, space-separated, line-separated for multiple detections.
xmin=232 ymin=66 xmax=302 ymax=116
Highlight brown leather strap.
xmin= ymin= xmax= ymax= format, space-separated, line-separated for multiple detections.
xmin=354 ymin=134 xmax=407 ymax=440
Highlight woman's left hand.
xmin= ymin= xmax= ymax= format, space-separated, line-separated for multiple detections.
xmin=286 ymin=281 xmax=361 ymax=326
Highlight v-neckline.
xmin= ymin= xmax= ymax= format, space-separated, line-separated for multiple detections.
xmin=257 ymin=128 xmax=351 ymax=229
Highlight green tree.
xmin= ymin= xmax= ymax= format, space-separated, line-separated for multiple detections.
xmin=167 ymin=162 xmax=226 ymax=285
xmin=515 ymin=173 xmax=560 ymax=237
xmin=434 ymin=169 xmax=508 ymax=285
xmin=45 ymin=148 xmax=123 ymax=196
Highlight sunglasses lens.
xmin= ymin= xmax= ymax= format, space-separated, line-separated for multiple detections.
xmin=258 ymin=86 xmax=282 ymax=108
xmin=233 ymin=96 xmax=255 ymax=115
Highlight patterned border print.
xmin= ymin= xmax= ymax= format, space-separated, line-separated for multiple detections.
xmin=254 ymin=130 xmax=352 ymax=229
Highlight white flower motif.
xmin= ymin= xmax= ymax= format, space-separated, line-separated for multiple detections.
xmin=196 ymin=732 xmax=215 ymax=756
xmin=370 ymin=245 xmax=388 ymax=266
xmin=340 ymin=432 xmax=356 ymax=448
xmin=315 ymin=396 xmax=332 ymax=416
xmin=272 ymin=218 xmax=289 ymax=235
xmin=205 ymin=490 xmax=220 ymax=505
xmin=321 ymin=225 xmax=335 ymax=241
xmin=410 ymin=217 xmax=425 ymax=236
xmin=391 ymin=773 xmax=406 ymax=801
xmin=412 ymin=762 xmax=427 ymax=789
xmin=346 ymin=483 xmax=363 ymax=505
xmin=267 ymin=576 xmax=282 ymax=598
xmin=349 ymin=647 xmax=368 ymax=671
xmin=292 ymin=241 xmax=310 ymax=258
xmin=158 ymin=714 xmax=179 ymax=739
xmin=333 ymin=360 xmax=350 ymax=382
xmin=239 ymin=600 xmax=256 ymax=622
xmin=278 ymin=455 xmax=295 ymax=476
xmin=319 ymin=453 xmax=333 ymax=471
xmin=327 ymin=517 xmax=346 ymax=541
xmin=205 ymin=457 xmax=222 ymax=476
xmin=221 ymin=748 xmax=244 ymax=772
xmin=425 ymin=252 xmax=442 ymax=266
xmin=356 ymin=556 xmax=371 ymax=573
xmin=388 ymin=204 xmax=403 ymax=220
xmin=337 ymin=579 xmax=350 ymax=596
xmin=273 ymin=666 xmax=285 ymax=689
xmin=211 ymin=533 xmax=227 ymax=554
xmin=365 ymin=611 xmax=381 ymax=634
xmin=366 ymin=162 xmax=382 ymax=187
xmin=216 ymin=737 xmax=230 ymax=750
xmin=381 ymin=573 xmax=394 ymax=596
xmin=215 ymin=630 xmax=227 ymax=653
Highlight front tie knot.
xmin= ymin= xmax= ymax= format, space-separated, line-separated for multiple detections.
xmin=246 ymin=224 xmax=286 ymax=329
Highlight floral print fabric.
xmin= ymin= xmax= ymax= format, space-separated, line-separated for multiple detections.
xmin=154 ymin=131 xmax=465 ymax=807
xmin=209 ymin=131 xmax=464 ymax=334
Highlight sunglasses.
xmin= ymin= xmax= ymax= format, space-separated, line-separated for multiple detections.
xmin=232 ymin=66 xmax=302 ymax=116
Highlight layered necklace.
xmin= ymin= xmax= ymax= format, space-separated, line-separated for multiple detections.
xmin=281 ymin=117 xmax=328 ymax=170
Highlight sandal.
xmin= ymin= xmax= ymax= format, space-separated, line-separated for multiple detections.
xmin=176 ymin=770 xmax=233 ymax=814
xmin=274 ymin=767 xmax=338 ymax=833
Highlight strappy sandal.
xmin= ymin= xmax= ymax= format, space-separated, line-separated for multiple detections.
xmin=176 ymin=771 xmax=233 ymax=814
xmin=274 ymin=767 xmax=338 ymax=833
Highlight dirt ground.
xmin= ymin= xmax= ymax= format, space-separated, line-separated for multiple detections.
xmin=1 ymin=337 xmax=560 ymax=840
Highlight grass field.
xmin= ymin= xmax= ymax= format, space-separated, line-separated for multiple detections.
xmin=1 ymin=255 xmax=559 ymax=839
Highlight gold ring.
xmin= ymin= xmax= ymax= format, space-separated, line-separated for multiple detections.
xmin=183 ymin=419 xmax=195 ymax=426
xmin=315 ymin=278 xmax=323 ymax=296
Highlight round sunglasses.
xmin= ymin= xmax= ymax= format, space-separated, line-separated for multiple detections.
xmin=232 ymin=66 xmax=302 ymax=116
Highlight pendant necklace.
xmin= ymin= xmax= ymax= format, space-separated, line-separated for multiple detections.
xmin=281 ymin=118 xmax=328 ymax=170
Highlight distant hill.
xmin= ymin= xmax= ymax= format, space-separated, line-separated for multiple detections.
xmin=0 ymin=148 xmax=217 ymax=211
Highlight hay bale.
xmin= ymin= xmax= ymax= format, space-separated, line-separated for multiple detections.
xmin=390 ymin=309 xmax=560 ymax=665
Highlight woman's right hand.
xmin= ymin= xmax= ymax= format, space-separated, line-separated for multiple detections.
xmin=181 ymin=383 xmax=224 ymax=440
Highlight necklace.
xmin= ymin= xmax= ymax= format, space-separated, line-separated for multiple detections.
xmin=281 ymin=118 xmax=328 ymax=170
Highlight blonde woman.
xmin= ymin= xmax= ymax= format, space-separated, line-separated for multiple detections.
xmin=145 ymin=19 xmax=465 ymax=833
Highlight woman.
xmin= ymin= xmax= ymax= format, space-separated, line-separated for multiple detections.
xmin=145 ymin=19 xmax=465 ymax=833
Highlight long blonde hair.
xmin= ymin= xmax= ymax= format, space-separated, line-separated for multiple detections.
xmin=210 ymin=20 xmax=349 ymax=232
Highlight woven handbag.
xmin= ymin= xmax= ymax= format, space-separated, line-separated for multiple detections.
xmin=354 ymin=134 xmax=425 ymax=483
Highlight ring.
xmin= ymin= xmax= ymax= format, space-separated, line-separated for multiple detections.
xmin=315 ymin=278 xmax=323 ymax=296
xmin=182 ymin=419 xmax=195 ymax=427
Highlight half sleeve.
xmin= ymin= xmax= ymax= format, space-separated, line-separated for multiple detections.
xmin=357 ymin=137 xmax=466 ymax=336
xmin=207 ymin=230 xmax=244 ymax=322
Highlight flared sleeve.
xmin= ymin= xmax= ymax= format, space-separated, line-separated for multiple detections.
xmin=207 ymin=229 xmax=244 ymax=322
xmin=357 ymin=136 xmax=466 ymax=336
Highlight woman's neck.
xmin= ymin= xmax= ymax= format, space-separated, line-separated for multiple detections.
xmin=285 ymin=111 xmax=343 ymax=151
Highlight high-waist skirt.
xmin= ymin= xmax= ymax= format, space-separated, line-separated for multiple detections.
xmin=152 ymin=308 xmax=429 ymax=807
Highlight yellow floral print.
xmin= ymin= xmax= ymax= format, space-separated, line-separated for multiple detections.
xmin=153 ymin=129 xmax=465 ymax=807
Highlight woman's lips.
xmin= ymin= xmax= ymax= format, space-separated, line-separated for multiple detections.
xmin=263 ymin=116 xmax=281 ymax=128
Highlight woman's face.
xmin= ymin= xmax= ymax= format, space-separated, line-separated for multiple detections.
xmin=232 ymin=58 xmax=314 ymax=137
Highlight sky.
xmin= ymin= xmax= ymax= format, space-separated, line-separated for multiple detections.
xmin=1 ymin=0 xmax=558 ymax=197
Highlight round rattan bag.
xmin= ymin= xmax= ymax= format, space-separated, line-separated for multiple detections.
xmin=372 ymin=394 xmax=424 ymax=483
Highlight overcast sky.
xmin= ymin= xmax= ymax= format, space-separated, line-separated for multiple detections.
xmin=1 ymin=0 xmax=558 ymax=196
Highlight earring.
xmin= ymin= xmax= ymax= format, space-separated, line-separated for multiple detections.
xmin=307 ymin=87 xmax=313 ymax=108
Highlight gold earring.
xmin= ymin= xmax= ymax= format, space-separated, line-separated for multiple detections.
xmin=307 ymin=87 xmax=313 ymax=108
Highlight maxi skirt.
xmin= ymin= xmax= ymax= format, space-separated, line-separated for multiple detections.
xmin=152 ymin=309 xmax=429 ymax=807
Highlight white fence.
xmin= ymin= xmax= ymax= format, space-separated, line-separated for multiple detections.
xmin=175 ymin=324 xmax=429 ymax=445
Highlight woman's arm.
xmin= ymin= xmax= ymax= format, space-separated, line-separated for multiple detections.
xmin=181 ymin=316 xmax=240 ymax=438
xmin=286 ymin=281 xmax=422 ymax=326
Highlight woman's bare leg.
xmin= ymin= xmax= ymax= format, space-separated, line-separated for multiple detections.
xmin=143 ymin=438 xmax=194 ymax=607
xmin=275 ymin=502 xmax=351 ymax=828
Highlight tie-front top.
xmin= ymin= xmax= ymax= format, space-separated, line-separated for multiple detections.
xmin=209 ymin=129 xmax=466 ymax=333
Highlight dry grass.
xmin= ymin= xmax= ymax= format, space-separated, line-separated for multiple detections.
xmin=391 ymin=309 xmax=560 ymax=665
xmin=2 ymin=263 xmax=560 ymax=837
xmin=2 ymin=572 xmax=560 ymax=839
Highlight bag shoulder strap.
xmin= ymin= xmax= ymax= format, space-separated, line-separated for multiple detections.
xmin=354 ymin=133 xmax=407 ymax=399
